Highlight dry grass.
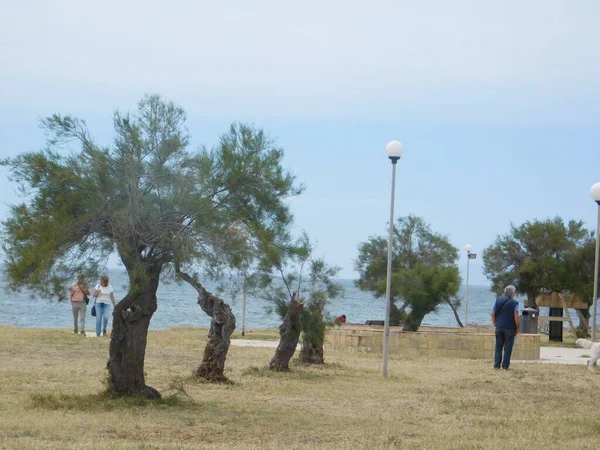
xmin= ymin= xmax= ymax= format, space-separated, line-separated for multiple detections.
xmin=230 ymin=328 xmax=279 ymax=340
xmin=539 ymin=332 xmax=579 ymax=348
xmin=1 ymin=325 xmax=600 ymax=450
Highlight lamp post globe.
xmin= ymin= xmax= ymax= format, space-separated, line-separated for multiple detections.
xmin=591 ymin=183 xmax=600 ymax=202
xmin=386 ymin=141 xmax=404 ymax=160
xmin=465 ymin=244 xmax=473 ymax=253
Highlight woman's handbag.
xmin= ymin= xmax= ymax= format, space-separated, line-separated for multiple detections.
xmin=77 ymin=283 xmax=90 ymax=305
xmin=91 ymin=303 xmax=96 ymax=317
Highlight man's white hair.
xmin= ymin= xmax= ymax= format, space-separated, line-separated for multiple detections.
xmin=504 ymin=285 xmax=516 ymax=296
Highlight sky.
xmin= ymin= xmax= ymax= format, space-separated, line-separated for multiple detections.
xmin=1 ymin=0 xmax=599 ymax=285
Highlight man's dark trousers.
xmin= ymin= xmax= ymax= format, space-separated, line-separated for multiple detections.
xmin=494 ymin=327 xmax=516 ymax=369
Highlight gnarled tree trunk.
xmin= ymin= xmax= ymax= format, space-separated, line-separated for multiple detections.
xmin=391 ymin=301 xmax=408 ymax=326
xmin=196 ymin=289 xmax=236 ymax=383
xmin=299 ymin=336 xmax=324 ymax=364
xmin=578 ymin=308 xmax=590 ymax=336
xmin=107 ymin=264 xmax=161 ymax=399
xmin=402 ymin=307 xmax=431 ymax=332
xmin=176 ymin=268 xmax=235 ymax=383
xmin=446 ymin=299 xmax=464 ymax=328
xmin=270 ymin=293 xmax=303 ymax=371
xmin=526 ymin=290 xmax=538 ymax=309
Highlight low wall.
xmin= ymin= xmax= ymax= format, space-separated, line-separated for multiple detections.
xmin=325 ymin=325 xmax=540 ymax=360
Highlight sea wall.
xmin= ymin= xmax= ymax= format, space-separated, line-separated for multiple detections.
xmin=325 ymin=325 xmax=540 ymax=360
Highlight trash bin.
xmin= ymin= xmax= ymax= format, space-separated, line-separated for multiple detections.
xmin=520 ymin=308 xmax=538 ymax=334
xmin=548 ymin=307 xmax=563 ymax=341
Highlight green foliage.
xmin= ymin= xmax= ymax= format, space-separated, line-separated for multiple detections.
xmin=300 ymin=257 xmax=344 ymax=348
xmin=355 ymin=215 xmax=461 ymax=331
xmin=251 ymin=232 xmax=313 ymax=317
xmin=1 ymin=95 xmax=302 ymax=299
xmin=252 ymin=232 xmax=343 ymax=348
xmin=482 ymin=217 xmax=595 ymax=305
xmin=396 ymin=264 xmax=461 ymax=330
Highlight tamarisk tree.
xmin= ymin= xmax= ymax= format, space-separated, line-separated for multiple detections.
xmin=355 ymin=215 xmax=461 ymax=331
xmin=254 ymin=233 xmax=342 ymax=369
xmin=482 ymin=217 xmax=593 ymax=308
xmin=483 ymin=217 xmax=596 ymax=334
xmin=1 ymin=95 xmax=301 ymax=397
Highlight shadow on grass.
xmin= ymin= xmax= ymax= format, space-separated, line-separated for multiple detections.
xmin=385 ymin=373 xmax=419 ymax=383
xmin=241 ymin=361 xmax=349 ymax=380
xmin=29 ymin=379 xmax=204 ymax=412
xmin=29 ymin=391 xmax=196 ymax=411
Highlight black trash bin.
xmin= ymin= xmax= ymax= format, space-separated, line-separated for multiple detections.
xmin=548 ymin=307 xmax=563 ymax=341
xmin=520 ymin=307 xmax=538 ymax=334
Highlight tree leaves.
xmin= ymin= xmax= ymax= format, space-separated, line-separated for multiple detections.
xmin=482 ymin=217 xmax=595 ymax=305
xmin=355 ymin=215 xmax=461 ymax=330
xmin=1 ymin=95 xmax=301 ymax=301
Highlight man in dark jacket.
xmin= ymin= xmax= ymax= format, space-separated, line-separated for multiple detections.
xmin=491 ymin=285 xmax=520 ymax=370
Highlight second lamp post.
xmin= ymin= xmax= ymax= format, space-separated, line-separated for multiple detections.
xmin=464 ymin=244 xmax=476 ymax=326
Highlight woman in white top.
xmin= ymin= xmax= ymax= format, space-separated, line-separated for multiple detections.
xmin=93 ymin=275 xmax=116 ymax=337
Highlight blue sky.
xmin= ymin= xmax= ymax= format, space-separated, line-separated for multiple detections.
xmin=1 ymin=0 xmax=599 ymax=284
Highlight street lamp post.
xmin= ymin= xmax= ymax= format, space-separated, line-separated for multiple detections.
xmin=241 ymin=267 xmax=248 ymax=336
xmin=464 ymin=244 xmax=476 ymax=326
xmin=382 ymin=140 xmax=404 ymax=378
xmin=231 ymin=223 xmax=250 ymax=337
xmin=590 ymin=182 xmax=600 ymax=341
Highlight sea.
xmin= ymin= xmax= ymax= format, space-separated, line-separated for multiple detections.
xmin=0 ymin=268 xmax=574 ymax=330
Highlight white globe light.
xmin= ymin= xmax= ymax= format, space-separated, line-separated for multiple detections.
xmin=591 ymin=182 xmax=600 ymax=202
xmin=465 ymin=244 xmax=473 ymax=252
xmin=386 ymin=141 xmax=404 ymax=158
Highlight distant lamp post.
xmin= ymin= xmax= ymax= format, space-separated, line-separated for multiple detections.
xmin=231 ymin=223 xmax=250 ymax=336
xmin=382 ymin=140 xmax=404 ymax=378
xmin=241 ymin=267 xmax=248 ymax=336
xmin=590 ymin=182 xmax=600 ymax=341
xmin=464 ymin=244 xmax=476 ymax=326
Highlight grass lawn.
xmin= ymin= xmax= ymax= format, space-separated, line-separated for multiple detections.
xmin=230 ymin=328 xmax=279 ymax=341
xmin=1 ymin=326 xmax=599 ymax=450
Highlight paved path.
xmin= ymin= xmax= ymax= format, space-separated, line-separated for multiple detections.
xmin=231 ymin=339 xmax=280 ymax=349
xmin=82 ymin=335 xmax=592 ymax=367
xmin=82 ymin=332 xmax=107 ymax=338
xmin=230 ymin=339 xmax=593 ymax=366
xmin=536 ymin=346 xmax=591 ymax=366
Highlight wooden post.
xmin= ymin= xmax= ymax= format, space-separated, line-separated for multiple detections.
xmin=559 ymin=293 xmax=578 ymax=340
xmin=576 ymin=309 xmax=589 ymax=330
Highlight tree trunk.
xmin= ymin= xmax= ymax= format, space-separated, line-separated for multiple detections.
xmin=299 ymin=335 xmax=324 ymax=364
xmin=390 ymin=301 xmax=407 ymax=326
xmin=175 ymin=268 xmax=235 ymax=383
xmin=299 ymin=308 xmax=325 ymax=364
xmin=402 ymin=316 xmax=424 ymax=332
xmin=196 ymin=288 xmax=236 ymax=383
xmin=402 ymin=309 xmax=429 ymax=332
xmin=107 ymin=265 xmax=161 ymax=399
xmin=526 ymin=290 xmax=538 ymax=309
xmin=269 ymin=293 xmax=303 ymax=371
xmin=578 ymin=308 xmax=590 ymax=335
xmin=446 ymin=299 xmax=464 ymax=327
